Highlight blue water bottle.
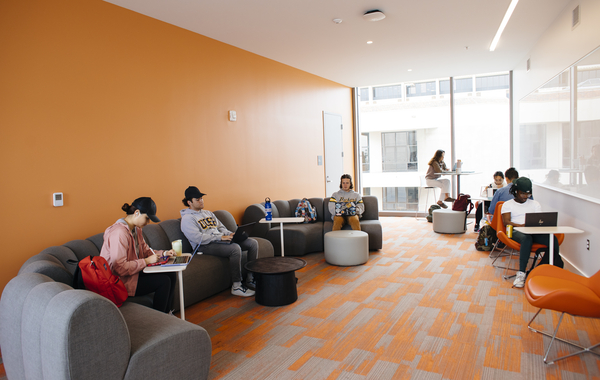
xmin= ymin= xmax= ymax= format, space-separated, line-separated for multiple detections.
xmin=265 ymin=197 xmax=272 ymax=221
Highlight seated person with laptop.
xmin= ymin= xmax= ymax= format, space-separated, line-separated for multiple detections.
xmin=474 ymin=170 xmax=506 ymax=232
xmin=501 ymin=177 xmax=563 ymax=288
xmin=328 ymin=174 xmax=364 ymax=231
xmin=180 ymin=186 xmax=257 ymax=297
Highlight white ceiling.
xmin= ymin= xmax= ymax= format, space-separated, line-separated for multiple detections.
xmin=104 ymin=0 xmax=572 ymax=88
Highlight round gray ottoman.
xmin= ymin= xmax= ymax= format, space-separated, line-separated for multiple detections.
xmin=324 ymin=230 xmax=369 ymax=266
xmin=432 ymin=209 xmax=466 ymax=234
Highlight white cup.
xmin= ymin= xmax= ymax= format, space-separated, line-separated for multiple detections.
xmin=172 ymin=239 xmax=182 ymax=256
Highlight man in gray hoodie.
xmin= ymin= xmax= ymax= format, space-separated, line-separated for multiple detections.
xmin=180 ymin=186 xmax=257 ymax=297
xmin=328 ymin=174 xmax=364 ymax=231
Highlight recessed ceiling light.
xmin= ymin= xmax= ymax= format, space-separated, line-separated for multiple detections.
xmin=363 ymin=10 xmax=386 ymax=22
xmin=408 ymin=69 xmax=412 ymax=72
xmin=367 ymin=41 xmax=373 ymax=44
xmin=332 ymin=18 xmax=342 ymax=24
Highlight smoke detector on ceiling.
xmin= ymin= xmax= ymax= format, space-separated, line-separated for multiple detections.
xmin=363 ymin=10 xmax=386 ymax=22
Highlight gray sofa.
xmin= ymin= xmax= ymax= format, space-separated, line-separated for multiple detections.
xmin=242 ymin=195 xmax=382 ymax=256
xmin=0 ymin=210 xmax=274 ymax=380
xmin=0 ymin=272 xmax=211 ymax=380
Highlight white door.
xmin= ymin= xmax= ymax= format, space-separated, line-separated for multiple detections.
xmin=323 ymin=112 xmax=344 ymax=197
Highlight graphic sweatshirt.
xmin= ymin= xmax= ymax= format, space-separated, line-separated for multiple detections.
xmin=180 ymin=208 xmax=232 ymax=247
xmin=328 ymin=190 xmax=364 ymax=220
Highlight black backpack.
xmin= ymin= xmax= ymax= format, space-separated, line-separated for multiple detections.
xmin=474 ymin=225 xmax=497 ymax=251
xmin=426 ymin=204 xmax=441 ymax=223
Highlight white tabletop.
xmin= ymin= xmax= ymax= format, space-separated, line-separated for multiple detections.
xmin=259 ymin=217 xmax=304 ymax=223
xmin=143 ymin=253 xmax=192 ymax=273
xmin=514 ymin=226 xmax=584 ymax=235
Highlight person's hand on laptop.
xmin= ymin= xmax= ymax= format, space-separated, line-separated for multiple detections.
xmin=221 ymin=235 xmax=233 ymax=241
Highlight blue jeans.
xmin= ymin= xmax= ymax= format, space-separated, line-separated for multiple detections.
xmin=510 ymin=230 xmax=562 ymax=272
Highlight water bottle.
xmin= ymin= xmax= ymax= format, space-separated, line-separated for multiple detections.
xmin=484 ymin=237 xmax=489 ymax=247
xmin=265 ymin=197 xmax=272 ymax=221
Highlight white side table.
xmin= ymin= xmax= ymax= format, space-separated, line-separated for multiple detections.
xmin=259 ymin=217 xmax=304 ymax=257
xmin=143 ymin=256 xmax=189 ymax=320
xmin=514 ymin=226 xmax=584 ymax=265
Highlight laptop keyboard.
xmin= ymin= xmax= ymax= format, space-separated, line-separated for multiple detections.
xmin=173 ymin=256 xmax=188 ymax=264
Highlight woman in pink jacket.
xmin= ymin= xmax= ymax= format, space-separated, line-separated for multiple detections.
xmin=100 ymin=197 xmax=176 ymax=313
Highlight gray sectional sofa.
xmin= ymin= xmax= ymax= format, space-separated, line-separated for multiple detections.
xmin=242 ymin=195 xmax=383 ymax=256
xmin=0 ymin=210 xmax=274 ymax=380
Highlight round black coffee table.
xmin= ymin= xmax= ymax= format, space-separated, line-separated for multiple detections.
xmin=245 ymin=257 xmax=307 ymax=306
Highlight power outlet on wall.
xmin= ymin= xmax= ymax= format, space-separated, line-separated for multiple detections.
xmin=587 ymin=239 xmax=590 ymax=251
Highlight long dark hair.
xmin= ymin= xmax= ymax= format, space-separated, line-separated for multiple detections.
xmin=428 ymin=150 xmax=445 ymax=166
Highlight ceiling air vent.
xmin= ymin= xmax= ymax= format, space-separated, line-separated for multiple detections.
xmin=572 ymin=5 xmax=580 ymax=29
xmin=527 ymin=58 xmax=531 ymax=72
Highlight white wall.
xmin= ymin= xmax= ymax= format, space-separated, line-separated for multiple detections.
xmin=514 ymin=0 xmax=600 ymax=276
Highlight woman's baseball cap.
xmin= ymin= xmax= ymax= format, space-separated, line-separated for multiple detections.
xmin=132 ymin=197 xmax=160 ymax=223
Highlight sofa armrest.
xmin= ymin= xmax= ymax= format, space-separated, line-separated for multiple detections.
xmin=361 ymin=195 xmax=380 ymax=220
xmin=242 ymin=204 xmax=270 ymax=237
xmin=120 ymin=302 xmax=212 ymax=380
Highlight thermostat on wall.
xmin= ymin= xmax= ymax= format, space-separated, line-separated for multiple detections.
xmin=53 ymin=192 xmax=63 ymax=207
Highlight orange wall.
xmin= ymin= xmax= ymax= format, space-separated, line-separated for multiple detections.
xmin=0 ymin=0 xmax=354 ymax=293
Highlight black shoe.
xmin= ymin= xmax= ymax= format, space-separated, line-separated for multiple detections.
xmin=474 ymin=225 xmax=480 ymax=232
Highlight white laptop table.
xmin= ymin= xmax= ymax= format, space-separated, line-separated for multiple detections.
xmin=259 ymin=217 xmax=304 ymax=257
xmin=514 ymin=226 xmax=584 ymax=265
xmin=143 ymin=253 xmax=191 ymax=320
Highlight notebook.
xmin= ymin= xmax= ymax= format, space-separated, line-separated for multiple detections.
xmin=524 ymin=212 xmax=558 ymax=227
xmin=213 ymin=222 xmax=255 ymax=244
xmin=161 ymin=242 xmax=202 ymax=267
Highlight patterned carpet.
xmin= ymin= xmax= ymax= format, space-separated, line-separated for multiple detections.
xmin=1 ymin=217 xmax=598 ymax=379
xmin=185 ymin=217 xmax=600 ymax=380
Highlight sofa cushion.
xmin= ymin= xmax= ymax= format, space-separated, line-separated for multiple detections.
xmin=143 ymin=223 xmax=172 ymax=251
xmin=18 ymin=259 xmax=74 ymax=285
xmin=267 ymin=223 xmax=323 ymax=256
xmin=159 ymin=219 xmax=193 ymax=254
xmin=87 ymin=233 xmax=105 ymax=252
xmin=38 ymin=246 xmax=78 ymax=269
xmin=64 ymin=239 xmax=101 ymax=261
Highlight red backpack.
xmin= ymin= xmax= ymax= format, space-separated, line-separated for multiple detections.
xmin=452 ymin=193 xmax=474 ymax=215
xmin=72 ymin=256 xmax=128 ymax=307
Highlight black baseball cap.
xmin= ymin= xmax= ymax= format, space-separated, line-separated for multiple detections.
xmin=513 ymin=177 xmax=533 ymax=193
xmin=185 ymin=186 xmax=206 ymax=199
xmin=132 ymin=197 xmax=160 ymax=223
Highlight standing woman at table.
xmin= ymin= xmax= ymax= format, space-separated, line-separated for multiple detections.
xmin=425 ymin=149 xmax=454 ymax=208
xmin=100 ymin=197 xmax=177 ymax=313
xmin=501 ymin=177 xmax=562 ymax=288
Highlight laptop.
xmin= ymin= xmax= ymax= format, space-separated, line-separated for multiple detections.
xmin=161 ymin=242 xmax=202 ymax=266
xmin=524 ymin=212 xmax=558 ymax=227
xmin=213 ymin=222 xmax=255 ymax=244
xmin=334 ymin=201 xmax=356 ymax=216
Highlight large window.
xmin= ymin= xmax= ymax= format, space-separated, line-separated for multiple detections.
xmin=360 ymin=133 xmax=370 ymax=172
xmin=383 ymin=187 xmax=418 ymax=211
xmin=382 ymin=132 xmax=417 ymax=172
xmin=406 ymin=81 xmax=436 ymax=97
xmin=358 ymin=71 xmax=511 ymax=214
xmin=359 ymin=87 xmax=370 ymax=102
xmin=373 ymin=85 xmax=402 ymax=100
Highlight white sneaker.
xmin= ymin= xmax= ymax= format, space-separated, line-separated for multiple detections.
xmin=232 ymin=284 xmax=255 ymax=297
xmin=513 ymin=271 xmax=526 ymax=288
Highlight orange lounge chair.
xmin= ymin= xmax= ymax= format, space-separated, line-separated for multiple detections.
xmin=524 ymin=264 xmax=600 ymax=364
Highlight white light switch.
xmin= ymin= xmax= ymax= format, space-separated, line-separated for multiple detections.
xmin=53 ymin=192 xmax=63 ymax=207
xmin=228 ymin=110 xmax=237 ymax=122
